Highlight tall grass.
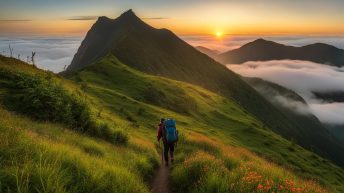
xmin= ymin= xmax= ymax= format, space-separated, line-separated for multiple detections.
xmin=0 ymin=109 xmax=158 ymax=193
xmin=171 ymin=132 xmax=330 ymax=193
xmin=1 ymin=55 xmax=343 ymax=193
xmin=72 ymin=55 xmax=344 ymax=192
xmin=0 ymin=67 xmax=128 ymax=145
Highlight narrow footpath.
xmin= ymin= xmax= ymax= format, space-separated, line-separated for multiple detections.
xmin=151 ymin=164 xmax=170 ymax=193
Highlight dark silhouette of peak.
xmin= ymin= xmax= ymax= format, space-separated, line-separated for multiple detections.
xmin=117 ymin=9 xmax=144 ymax=24
xmin=246 ymin=38 xmax=284 ymax=47
xmin=302 ymin=43 xmax=340 ymax=52
xmin=251 ymin=38 xmax=272 ymax=44
xmin=120 ymin=9 xmax=136 ymax=18
xmin=216 ymin=39 xmax=344 ymax=66
xmin=96 ymin=9 xmax=139 ymax=22
xmin=66 ymin=10 xmax=344 ymax=166
xmin=97 ymin=16 xmax=111 ymax=22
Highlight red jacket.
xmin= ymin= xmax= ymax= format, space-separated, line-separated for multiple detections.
xmin=157 ymin=123 xmax=165 ymax=142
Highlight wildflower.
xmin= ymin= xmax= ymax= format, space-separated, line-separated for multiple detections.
xmin=257 ymin=183 xmax=263 ymax=190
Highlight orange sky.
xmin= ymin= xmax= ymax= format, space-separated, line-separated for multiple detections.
xmin=1 ymin=0 xmax=344 ymax=36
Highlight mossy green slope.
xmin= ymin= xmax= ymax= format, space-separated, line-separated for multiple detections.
xmin=67 ymin=10 xmax=344 ymax=165
xmin=0 ymin=55 xmax=158 ymax=193
xmin=67 ymin=54 xmax=344 ymax=192
xmin=1 ymin=55 xmax=343 ymax=192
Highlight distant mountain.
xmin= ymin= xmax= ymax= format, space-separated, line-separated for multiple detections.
xmin=67 ymin=10 xmax=344 ymax=166
xmin=195 ymin=46 xmax=220 ymax=57
xmin=216 ymin=38 xmax=344 ymax=66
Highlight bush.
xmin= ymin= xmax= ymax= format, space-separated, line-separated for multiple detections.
xmin=2 ymin=71 xmax=93 ymax=132
xmin=110 ymin=129 xmax=129 ymax=145
xmin=88 ymin=122 xmax=128 ymax=145
xmin=0 ymin=69 xmax=129 ymax=144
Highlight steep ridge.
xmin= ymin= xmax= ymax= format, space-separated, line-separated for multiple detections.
xmin=1 ymin=55 xmax=343 ymax=192
xmin=66 ymin=54 xmax=344 ymax=191
xmin=66 ymin=10 xmax=344 ymax=166
xmin=216 ymin=39 xmax=344 ymax=66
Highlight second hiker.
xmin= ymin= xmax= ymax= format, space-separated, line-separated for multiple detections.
xmin=157 ymin=118 xmax=178 ymax=166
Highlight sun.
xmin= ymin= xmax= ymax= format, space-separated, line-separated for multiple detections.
xmin=215 ymin=31 xmax=223 ymax=38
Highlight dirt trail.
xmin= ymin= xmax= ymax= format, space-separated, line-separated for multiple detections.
xmin=151 ymin=147 xmax=171 ymax=193
xmin=151 ymin=163 xmax=170 ymax=193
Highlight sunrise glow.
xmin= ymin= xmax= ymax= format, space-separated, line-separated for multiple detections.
xmin=215 ymin=31 xmax=223 ymax=38
xmin=1 ymin=0 xmax=344 ymax=36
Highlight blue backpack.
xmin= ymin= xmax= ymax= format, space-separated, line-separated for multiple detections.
xmin=164 ymin=119 xmax=178 ymax=143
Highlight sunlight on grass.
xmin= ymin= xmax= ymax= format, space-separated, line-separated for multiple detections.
xmin=171 ymin=131 xmax=330 ymax=193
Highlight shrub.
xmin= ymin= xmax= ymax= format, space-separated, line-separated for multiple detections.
xmin=86 ymin=122 xmax=129 ymax=145
xmin=1 ymin=71 xmax=93 ymax=132
xmin=110 ymin=129 xmax=129 ymax=145
xmin=0 ymin=69 xmax=129 ymax=144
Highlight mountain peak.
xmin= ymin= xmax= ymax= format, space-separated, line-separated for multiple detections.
xmin=96 ymin=16 xmax=111 ymax=22
xmin=254 ymin=38 xmax=268 ymax=42
xmin=251 ymin=38 xmax=278 ymax=45
xmin=118 ymin=9 xmax=141 ymax=21
xmin=120 ymin=9 xmax=135 ymax=16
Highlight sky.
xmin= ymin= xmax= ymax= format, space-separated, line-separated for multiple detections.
xmin=1 ymin=0 xmax=344 ymax=35
xmin=1 ymin=0 xmax=344 ymax=127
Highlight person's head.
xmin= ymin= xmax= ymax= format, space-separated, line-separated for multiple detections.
xmin=160 ymin=118 xmax=165 ymax=124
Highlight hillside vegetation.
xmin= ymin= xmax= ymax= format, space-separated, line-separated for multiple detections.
xmin=67 ymin=54 xmax=344 ymax=192
xmin=0 ymin=55 xmax=343 ymax=192
xmin=67 ymin=10 xmax=344 ymax=165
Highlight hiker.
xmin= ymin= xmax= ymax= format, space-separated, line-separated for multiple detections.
xmin=157 ymin=118 xmax=178 ymax=166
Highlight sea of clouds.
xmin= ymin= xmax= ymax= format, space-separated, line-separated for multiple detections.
xmin=0 ymin=36 xmax=82 ymax=72
xmin=227 ymin=60 xmax=344 ymax=125
xmin=1 ymin=35 xmax=344 ymax=73
xmin=1 ymin=35 xmax=343 ymax=126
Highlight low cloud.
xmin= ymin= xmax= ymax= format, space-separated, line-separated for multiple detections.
xmin=310 ymin=103 xmax=344 ymax=125
xmin=273 ymin=95 xmax=311 ymax=115
xmin=253 ymin=85 xmax=311 ymax=115
xmin=227 ymin=60 xmax=344 ymax=125
xmin=0 ymin=19 xmax=32 ymax=22
xmin=0 ymin=36 xmax=82 ymax=72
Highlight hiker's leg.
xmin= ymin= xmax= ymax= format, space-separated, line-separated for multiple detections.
xmin=170 ymin=143 xmax=175 ymax=162
xmin=163 ymin=142 xmax=169 ymax=162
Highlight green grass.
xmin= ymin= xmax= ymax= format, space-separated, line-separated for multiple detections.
xmin=1 ymin=55 xmax=344 ymax=192
xmin=171 ymin=132 xmax=329 ymax=193
xmin=67 ymin=55 xmax=343 ymax=192
xmin=0 ymin=108 xmax=158 ymax=193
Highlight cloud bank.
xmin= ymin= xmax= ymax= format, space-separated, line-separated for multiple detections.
xmin=252 ymin=84 xmax=311 ymax=115
xmin=0 ymin=36 xmax=82 ymax=72
xmin=227 ymin=60 xmax=344 ymax=125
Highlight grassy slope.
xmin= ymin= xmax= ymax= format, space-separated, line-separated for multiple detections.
xmin=67 ymin=11 xmax=344 ymax=165
xmin=67 ymin=55 xmax=343 ymax=192
xmin=0 ymin=55 xmax=343 ymax=192
xmin=0 ymin=56 xmax=158 ymax=193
